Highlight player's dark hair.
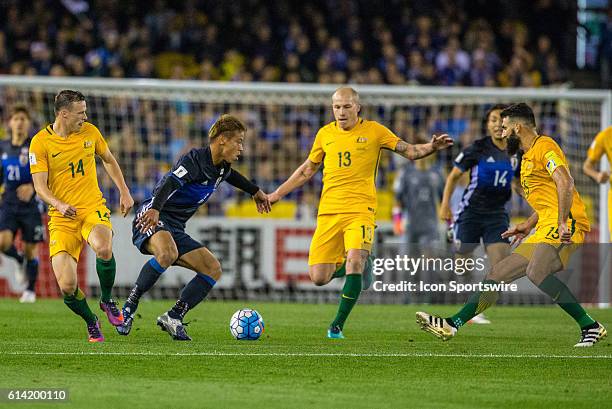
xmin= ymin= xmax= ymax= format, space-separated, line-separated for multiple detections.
xmin=208 ymin=114 xmax=246 ymax=141
xmin=54 ymin=90 xmax=86 ymax=116
xmin=485 ymin=104 xmax=508 ymax=123
xmin=500 ymin=103 xmax=536 ymax=128
xmin=9 ymin=104 xmax=31 ymax=120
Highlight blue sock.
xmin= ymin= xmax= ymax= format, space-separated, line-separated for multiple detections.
xmin=125 ymin=258 xmax=166 ymax=313
xmin=168 ymin=273 xmax=216 ymax=320
xmin=26 ymin=258 xmax=39 ymax=292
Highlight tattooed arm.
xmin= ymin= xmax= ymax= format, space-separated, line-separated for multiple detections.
xmin=394 ymin=133 xmax=453 ymax=160
xmin=269 ymin=159 xmax=322 ymax=204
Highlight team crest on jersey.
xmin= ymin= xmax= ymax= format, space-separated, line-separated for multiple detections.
xmin=19 ymin=153 xmax=29 ymax=166
xmin=83 ymin=140 xmax=93 ymax=148
xmin=356 ymin=137 xmax=367 ymax=143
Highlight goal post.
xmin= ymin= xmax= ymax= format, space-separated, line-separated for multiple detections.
xmin=0 ymin=75 xmax=609 ymax=304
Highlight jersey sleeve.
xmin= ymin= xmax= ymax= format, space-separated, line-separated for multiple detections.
xmin=28 ymin=135 xmax=48 ymax=174
xmin=538 ymin=139 xmax=567 ymax=176
xmin=453 ymin=144 xmax=479 ymax=172
xmin=586 ymin=128 xmax=609 ymax=162
xmin=307 ymin=129 xmax=325 ymax=164
xmin=90 ymin=124 xmax=109 ymax=155
xmin=377 ymin=123 xmax=401 ymax=150
xmin=169 ymin=149 xmax=202 ymax=185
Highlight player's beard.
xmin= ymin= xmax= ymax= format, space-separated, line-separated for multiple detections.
xmin=506 ymin=134 xmax=521 ymax=156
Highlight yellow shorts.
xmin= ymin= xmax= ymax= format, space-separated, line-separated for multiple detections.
xmin=514 ymin=222 xmax=585 ymax=267
xmin=308 ymin=213 xmax=375 ymax=265
xmin=48 ymin=205 xmax=113 ymax=261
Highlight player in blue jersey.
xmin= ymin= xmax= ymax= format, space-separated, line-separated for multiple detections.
xmin=0 ymin=106 xmax=44 ymax=303
xmin=118 ymin=114 xmax=271 ymax=340
xmin=439 ymin=104 xmax=520 ymax=323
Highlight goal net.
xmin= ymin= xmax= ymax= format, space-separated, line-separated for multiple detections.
xmin=0 ymin=76 xmax=609 ymax=305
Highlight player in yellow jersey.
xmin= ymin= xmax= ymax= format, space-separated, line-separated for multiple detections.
xmin=268 ymin=87 xmax=453 ymax=339
xmin=29 ymin=90 xmax=134 ymax=342
xmin=417 ymin=103 xmax=607 ymax=347
xmin=582 ymin=125 xmax=612 ymax=239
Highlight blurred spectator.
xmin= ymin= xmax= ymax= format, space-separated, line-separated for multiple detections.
xmin=0 ymin=0 xmax=589 ymax=87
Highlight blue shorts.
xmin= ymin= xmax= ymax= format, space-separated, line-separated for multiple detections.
xmin=453 ymin=211 xmax=509 ymax=254
xmin=0 ymin=203 xmax=44 ymax=243
xmin=132 ymin=206 xmax=202 ymax=257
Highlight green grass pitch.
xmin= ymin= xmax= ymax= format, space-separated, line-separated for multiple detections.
xmin=0 ymin=299 xmax=610 ymax=408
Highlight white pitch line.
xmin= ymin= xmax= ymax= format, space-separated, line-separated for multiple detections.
xmin=2 ymin=351 xmax=611 ymax=359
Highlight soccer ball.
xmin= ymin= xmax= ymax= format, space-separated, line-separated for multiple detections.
xmin=229 ymin=309 xmax=264 ymax=340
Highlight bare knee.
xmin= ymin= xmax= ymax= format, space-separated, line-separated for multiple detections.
xmin=94 ymin=243 xmax=113 ymax=261
xmin=59 ymin=279 xmax=77 ymax=295
xmin=207 ymin=259 xmax=222 ymax=281
xmin=526 ymin=267 xmax=547 ymax=285
xmin=155 ymin=246 xmax=179 ymax=268
xmin=310 ymin=270 xmax=330 ymax=286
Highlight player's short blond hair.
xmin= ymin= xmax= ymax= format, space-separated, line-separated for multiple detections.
xmin=208 ymin=114 xmax=246 ymax=140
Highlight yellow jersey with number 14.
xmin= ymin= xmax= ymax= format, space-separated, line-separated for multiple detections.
xmin=29 ymin=122 xmax=108 ymax=217
xmin=520 ymin=135 xmax=590 ymax=231
xmin=308 ymin=119 xmax=401 ymax=216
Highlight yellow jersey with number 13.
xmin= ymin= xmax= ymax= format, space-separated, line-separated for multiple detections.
xmin=520 ymin=135 xmax=590 ymax=231
xmin=29 ymin=122 xmax=108 ymax=217
xmin=308 ymin=119 xmax=401 ymax=216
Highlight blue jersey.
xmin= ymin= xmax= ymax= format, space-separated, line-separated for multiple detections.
xmin=454 ymin=137 xmax=519 ymax=216
xmin=0 ymin=138 xmax=36 ymax=206
xmin=141 ymin=147 xmax=232 ymax=225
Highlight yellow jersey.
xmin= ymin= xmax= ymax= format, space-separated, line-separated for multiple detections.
xmin=29 ymin=122 xmax=108 ymax=217
xmin=520 ymin=135 xmax=589 ymax=231
xmin=586 ymin=126 xmax=612 ymax=185
xmin=308 ymin=119 xmax=401 ymax=216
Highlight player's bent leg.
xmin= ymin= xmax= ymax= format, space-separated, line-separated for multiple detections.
xmin=87 ymin=224 xmax=123 ymax=326
xmin=417 ymin=253 xmax=528 ymax=341
xmin=119 ymin=230 xmax=178 ymax=336
xmin=328 ymin=249 xmax=368 ymax=339
xmin=19 ymin=242 xmax=39 ymax=303
xmin=157 ymin=247 xmax=221 ymax=341
xmin=52 ymin=252 xmax=102 ymax=342
xmin=309 ymin=264 xmax=336 ymax=286
xmin=485 ymin=242 xmax=512 ymax=267
xmin=526 ymin=243 xmax=605 ymax=346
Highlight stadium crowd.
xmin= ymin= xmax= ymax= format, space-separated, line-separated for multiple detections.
xmin=0 ymin=0 xmax=580 ymax=87
xmin=0 ymin=0 xmax=602 ymax=220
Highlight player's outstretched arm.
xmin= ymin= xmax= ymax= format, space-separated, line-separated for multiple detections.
xmin=551 ymin=166 xmax=575 ymax=243
xmin=31 ymin=172 xmax=77 ymax=218
xmin=439 ymin=167 xmax=463 ymax=222
xmin=394 ymin=133 xmax=453 ymax=160
xmin=225 ymin=169 xmax=271 ymax=213
xmin=268 ymin=159 xmax=321 ymax=204
xmin=582 ymin=157 xmax=610 ymax=184
xmin=99 ymin=148 xmax=134 ymax=216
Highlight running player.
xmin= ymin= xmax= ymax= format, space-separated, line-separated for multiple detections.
xmin=30 ymin=90 xmax=134 ymax=342
xmin=439 ymin=104 xmax=519 ymax=324
xmin=269 ymin=87 xmax=453 ymax=339
xmin=417 ymin=103 xmax=606 ymax=347
xmin=0 ymin=105 xmax=44 ymax=303
xmin=582 ymin=125 xmax=612 ymax=238
xmin=118 ymin=114 xmax=271 ymax=341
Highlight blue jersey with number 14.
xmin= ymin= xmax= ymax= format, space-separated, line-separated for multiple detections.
xmin=454 ymin=136 xmax=519 ymax=216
